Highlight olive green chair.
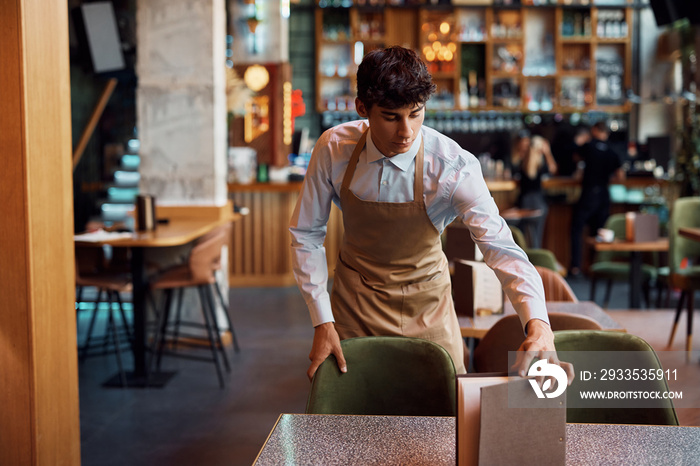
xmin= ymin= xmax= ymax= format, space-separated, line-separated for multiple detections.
xmin=306 ymin=336 xmax=456 ymax=416
xmin=666 ymin=197 xmax=700 ymax=357
xmin=509 ymin=225 xmax=562 ymax=274
xmin=554 ymin=330 xmax=679 ymax=426
xmin=589 ymin=213 xmax=657 ymax=308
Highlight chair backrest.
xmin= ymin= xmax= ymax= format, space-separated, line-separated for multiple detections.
xmin=554 ymin=330 xmax=679 ymax=425
xmin=508 ymin=225 xmax=561 ymax=272
xmin=669 ymin=197 xmax=700 ymax=272
xmin=74 ymin=245 xmax=107 ymax=281
xmin=306 ymin=336 xmax=456 ymax=416
xmin=509 ymin=225 xmax=528 ymax=249
xmin=188 ymin=230 xmax=227 ymax=283
xmin=472 ymin=313 xmax=602 ymax=373
xmin=199 ymin=223 xmax=232 ymax=272
xmin=535 ymin=266 xmax=578 ymax=302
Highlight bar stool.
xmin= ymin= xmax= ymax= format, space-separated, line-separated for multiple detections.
xmin=75 ymin=247 xmax=133 ymax=387
xmin=148 ymin=227 xmax=235 ymax=388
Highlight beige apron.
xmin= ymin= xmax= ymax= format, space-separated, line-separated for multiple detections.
xmin=330 ymin=129 xmax=466 ymax=374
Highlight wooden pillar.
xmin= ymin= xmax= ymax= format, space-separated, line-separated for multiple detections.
xmin=0 ymin=0 xmax=81 ymax=464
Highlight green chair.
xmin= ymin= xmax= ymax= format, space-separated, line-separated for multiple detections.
xmin=306 ymin=336 xmax=456 ymax=416
xmin=554 ymin=330 xmax=679 ymax=425
xmin=666 ymin=197 xmax=700 ymax=357
xmin=509 ymin=225 xmax=562 ymax=273
xmin=589 ymin=213 xmax=657 ymax=308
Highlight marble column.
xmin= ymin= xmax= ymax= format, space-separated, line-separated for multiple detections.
xmin=137 ymin=0 xmax=229 ymax=336
xmin=137 ymin=0 xmax=227 ymax=206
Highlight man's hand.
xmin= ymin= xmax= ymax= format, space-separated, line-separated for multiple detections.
xmin=307 ymin=322 xmax=347 ymax=381
xmin=511 ymin=319 xmax=575 ymax=385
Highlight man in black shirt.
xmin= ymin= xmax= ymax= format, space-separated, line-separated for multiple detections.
xmin=569 ymin=122 xmax=625 ymax=277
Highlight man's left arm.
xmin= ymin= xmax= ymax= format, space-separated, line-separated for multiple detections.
xmin=449 ymin=157 xmax=573 ymax=383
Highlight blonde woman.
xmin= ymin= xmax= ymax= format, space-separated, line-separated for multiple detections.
xmin=512 ymin=131 xmax=558 ymax=248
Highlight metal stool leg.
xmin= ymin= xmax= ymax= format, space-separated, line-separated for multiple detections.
xmin=197 ymin=285 xmax=225 ymax=388
xmin=155 ymin=289 xmax=174 ymax=371
xmin=147 ymin=289 xmax=173 ymax=385
xmin=205 ymin=284 xmax=230 ymax=372
xmin=172 ymin=287 xmax=185 ymax=351
xmin=108 ymin=291 xmax=127 ymax=388
xmin=214 ymin=279 xmax=240 ymax=353
xmin=80 ymin=287 xmax=104 ymax=361
xmin=114 ymin=291 xmax=133 ymax=347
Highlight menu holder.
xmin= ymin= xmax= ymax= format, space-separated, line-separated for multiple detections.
xmin=625 ymin=212 xmax=659 ymax=243
xmin=445 ymin=224 xmax=483 ymax=263
xmin=452 ymin=260 xmax=504 ymax=318
xmin=456 ymin=375 xmax=567 ymax=466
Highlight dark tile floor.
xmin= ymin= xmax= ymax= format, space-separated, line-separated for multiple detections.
xmin=79 ymin=286 xmax=313 ymax=466
xmin=78 ymin=278 xmax=699 ymax=465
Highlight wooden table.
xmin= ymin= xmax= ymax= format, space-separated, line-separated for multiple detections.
xmin=458 ymin=301 xmax=624 ymax=339
xmin=587 ymin=238 xmax=669 ymax=309
xmin=680 ymin=227 xmax=700 ymax=243
xmin=75 ymin=213 xmax=240 ymax=387
xmin=254 ymin=414 xmax=700 ymax=465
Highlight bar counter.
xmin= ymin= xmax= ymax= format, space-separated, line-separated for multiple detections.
xmin=227 ymin=179 xmax=517 ymax=287
xmin=227 ymin=176 xmax=673 ymax=286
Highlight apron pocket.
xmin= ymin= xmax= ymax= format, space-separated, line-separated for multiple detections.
xmin=400 ymin=272 xmax=452 ymax=337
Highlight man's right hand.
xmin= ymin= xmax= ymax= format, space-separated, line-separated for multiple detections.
xmin=307 ymin=322 xmax=347 ymax=381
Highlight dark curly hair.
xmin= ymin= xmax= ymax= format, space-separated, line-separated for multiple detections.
xmin=356 ymin=46 xmax=436 ymax=110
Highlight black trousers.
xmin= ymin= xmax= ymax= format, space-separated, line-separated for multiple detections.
xmin=570 ymin=186 xmax=611 ymax=270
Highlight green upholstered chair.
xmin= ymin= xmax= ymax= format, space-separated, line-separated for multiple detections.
xmin=306 ymin=336 xmax=456 ymax=416
xmin=666 ymin=197 xmax=700 ymax=357
xmin=554 ymin=330 xmax=679 ymax=426
xmin=589 ymin=213 xmax=657 ymax=308
xmin=509 ymin=225 xmax=562 ymax=274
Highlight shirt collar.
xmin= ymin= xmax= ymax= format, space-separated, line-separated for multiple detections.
xmin=365 ymin=128 xmax=422 ymax=172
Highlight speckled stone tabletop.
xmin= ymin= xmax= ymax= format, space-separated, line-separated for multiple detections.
xmin=254 ymin=415 xmax=700 ymax=465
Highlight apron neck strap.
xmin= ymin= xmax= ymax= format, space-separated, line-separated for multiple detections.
xmin=341 ymin=129 xmax=368 ymax=191
xmin=341 ymin=128 xmax=425 ymax=202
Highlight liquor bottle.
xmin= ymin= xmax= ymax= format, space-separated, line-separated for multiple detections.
xmin=469 ymin=71 xmax=479 ymax=108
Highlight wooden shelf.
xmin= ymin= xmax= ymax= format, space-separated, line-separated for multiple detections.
xmin=559 ymin=36 xmax=593 ymax=43
xmin=315 ymin=3 xmax=633 ymax=115
xmin=559 ymin=70 xmax=594 ymax=77
xmin=595 ymin=37 xmax=629 ymax=44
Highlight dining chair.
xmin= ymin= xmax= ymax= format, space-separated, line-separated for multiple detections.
xmin=554 ymin=330 xmax=679 ymax=426
xmin=535 ymin=265 xmax=578 ymax=302
xmin=148 ymin=226 xmax=235 ymax=388
xmin=75 ymin=246 xmax=133 ymax=387
xmin=306 ymin=336 xmax=456 ymax=416
xmin=589 ymin=213 xmax=657 ymax=308
xmin=666 ymin=197 xmax=700 ymax=358
xmin=509 ymin=225 xmax=563 ymax=274
xmin=472 ymin=313 xmax=602 ymax=373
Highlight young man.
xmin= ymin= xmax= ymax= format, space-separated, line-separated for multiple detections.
xmin=291 ymin=46 xmax=571 ymax=381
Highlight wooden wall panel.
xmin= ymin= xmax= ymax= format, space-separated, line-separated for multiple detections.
xmin=0 ymin=0 xmax=81 ymax=465
xmin=228 ymin=190 xmax=344 ymax=287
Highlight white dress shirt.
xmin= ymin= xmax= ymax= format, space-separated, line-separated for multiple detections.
xmin=290 ymin=120 xmax=548 ymax=330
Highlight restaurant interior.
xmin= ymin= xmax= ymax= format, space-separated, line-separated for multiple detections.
xmin=3 ymin=0 xmax=700 ymax=465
